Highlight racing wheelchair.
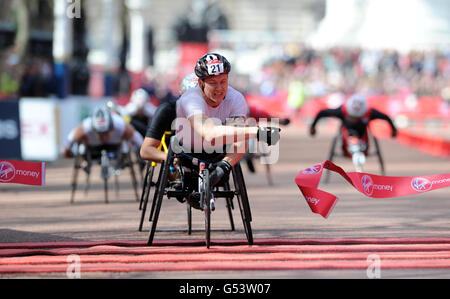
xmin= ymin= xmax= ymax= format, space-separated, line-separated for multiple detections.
xmin=324 ymin=126 xmax=385 ymax=183
xmin=70 ymin=142 xmax=140 ymax=204
xmin=138 ymin=132 xmax=238 ymax=234
xmin=145 ymin=135 xmax=253 ymax=248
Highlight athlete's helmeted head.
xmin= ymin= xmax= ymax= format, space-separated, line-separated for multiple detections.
xmin=194 ymin=53 xmax=231 ymax=108
xmin=92 ymin=107 xmax=113 ymax=135
xmin=345 ymin=94 xmax=368 ymax=118
xmin=179 ymin=73 xmax=199 ymax=96
xmin=130 ymin=88 xmax=149 ymax=110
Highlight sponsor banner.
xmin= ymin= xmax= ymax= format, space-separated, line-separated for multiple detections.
xmin=295 ymin=160 xmax=450 ymax=218
xmin=0 ymin=101 xmax=22 ymax=159
xmin=0 ymin=160 xmax=46 ymax=186
xmin=19 ymin=98 xmax=58 ymax=161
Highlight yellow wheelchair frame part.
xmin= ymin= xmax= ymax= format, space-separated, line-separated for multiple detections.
xmin=151 ymin=131 xmax=172 ymax=167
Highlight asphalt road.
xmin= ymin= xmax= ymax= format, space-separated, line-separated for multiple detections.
xmin=0 ymin=125 xmax=449 ymax=279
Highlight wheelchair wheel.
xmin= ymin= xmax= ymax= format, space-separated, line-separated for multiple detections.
xmin=149 ymin=163 xmax=165 ymax=222
xmin=199 ymin=167 xmax=211 ymax=248
xmin=223 ymin=182 xmax=235 ymax=231
xmin=232 ymin=163 xmax=253 ymax=245
xmin=123 ymin=151 xmax=140 ymax=202
xmin=70 ymin=150 xmax=82 ymax=204
xmin=147 ymin=157 xmax=171 ymax=246
xmin=139 ymin=163 xmax=151 ymax=210
xmin=372 ymin=135 xmax=386 ymax=175
xmin=103 ymin=177 xmax=109 ymax=203
xmin=139 ymin=163 xmax=155 ymax=231
xmin=187 ymin=203 xmax=192 ymax=235
xmin=324 ymin=133 xmax=339 ymax=184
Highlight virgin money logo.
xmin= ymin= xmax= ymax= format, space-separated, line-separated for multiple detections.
xmin=302 ymin=164 xmax=322 ymax=174
xmin=362 ymin=175 xmax=374 ymax=196
xmin=0 ymin=161 xmax=16 ymax=182
xmin=411 ymin=177 xmax=432 ymax=192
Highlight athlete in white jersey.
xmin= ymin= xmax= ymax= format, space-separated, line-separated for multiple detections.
xmin=62 ymin=107 xmax=143 ymax=158
xmin=174 ymin=52 xmax=281 ymax=189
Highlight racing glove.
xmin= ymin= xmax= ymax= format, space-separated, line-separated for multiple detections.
xmin=209 ymin=160 xmax=232 ymax=187
xmin=257 ymin=127 xmax=281 ymax=146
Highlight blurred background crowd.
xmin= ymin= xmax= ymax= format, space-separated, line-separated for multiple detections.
xmin=0 ymin=0 xmax=449 ymax=105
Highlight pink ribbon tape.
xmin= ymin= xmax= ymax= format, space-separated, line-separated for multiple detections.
xmin=295 ymin=161 xmax=450 ymax=218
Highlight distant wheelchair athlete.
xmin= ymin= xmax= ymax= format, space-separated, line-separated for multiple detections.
xmin=310 ymin=93 xmax=397 ymax=180
xmin=146 ymin=53 xmax=281 ymax=248
xmin=63 ymin=107 xmax=144 ymax=203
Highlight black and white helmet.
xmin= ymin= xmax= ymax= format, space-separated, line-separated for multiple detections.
xmin=194 ymin=52 xmax=231 ymax=80
xmin=91 ymin=107 xmax=113 ymax=134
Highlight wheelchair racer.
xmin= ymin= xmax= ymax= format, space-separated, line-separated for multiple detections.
xmin=309 ymin=93 xmax=397 ymax=157
xmin=122 ymin=88 xmax=158 ymax=137
xmin=140 ymin=73 xmax=199 ymax=163
xmin=62 ymin=106 xmax=144 ymax=160
xmin=175 ymin=53 xmax=280 ymax=208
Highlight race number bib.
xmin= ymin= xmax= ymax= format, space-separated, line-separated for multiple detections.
xmin=207 ymin=59 xmax=224 ymax=76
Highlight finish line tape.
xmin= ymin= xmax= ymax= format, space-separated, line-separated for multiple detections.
xmin=295 ymin=160 xmax=450 ymax=218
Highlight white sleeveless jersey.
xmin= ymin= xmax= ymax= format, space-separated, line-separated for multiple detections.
xmin=82 ymin=114 xmax=126 ymax=146
xmin=175 ymin=85 xmax=248 ymax=152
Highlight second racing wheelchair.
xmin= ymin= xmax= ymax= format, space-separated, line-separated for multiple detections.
xmin=70 ymin=141 xmax=140 ymax=204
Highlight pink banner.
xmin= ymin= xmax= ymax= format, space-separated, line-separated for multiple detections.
xmin=0 ymin=160 xmax=46 ymax=186
xmin=295 ymin=161 xmax=450 ymax=218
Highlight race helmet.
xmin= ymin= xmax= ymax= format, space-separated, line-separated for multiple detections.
xmin=130 ymin=88 xmax=149 ymax=109
xmin=345 ymin=94 xmax=368 ymax=118
xmin=92 ymin=107 xmax=113 ymax=134
xmin=179 ymin=73 xmax=199 ymax=95
xmin=194 ymin=52 xmax=231 ymax=80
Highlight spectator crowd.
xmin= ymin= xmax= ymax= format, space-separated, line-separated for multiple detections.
xmin=239 ymin=46 xmax=450 ymax=102
xmin=1 ymin=45 xmax=449 ymax=103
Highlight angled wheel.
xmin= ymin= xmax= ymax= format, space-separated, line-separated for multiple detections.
xmin=100 ymin=150 xmax=110 ymax=204
xmin=147 ymin=160 xmax=169 ymax=246
xmin=200 ymin=167 xmax=211 ymax=248
xmin=223 ymin=182 xmax=235 ymax=231
xmin=324 ymin=133 xmax=339 ymax=184
xmin=138 ymin=163 xmax=155 ymax=231
xmin=147 ymin=139 xmax=176 ymax=246
xmin=187 ymin=202 xmax=192 ymax=235
xmin=231 ymin=163 xmax=253 ymax=245
xmin=70 ymin=146 xmax=82 ymax=204
xmin=372 ymin=135 xmax=385 ymax=175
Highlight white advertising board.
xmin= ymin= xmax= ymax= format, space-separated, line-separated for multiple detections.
xmin=19 ymin=98 xmax=58 ymax=161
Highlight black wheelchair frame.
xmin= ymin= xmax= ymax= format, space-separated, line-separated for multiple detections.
xmin=70 ymin=142 xmax=140 ymax=203
xmin=143 ymin=136 xmax=253 ymax=248
xmin=324 ymin=126 xmax=385 ymax=183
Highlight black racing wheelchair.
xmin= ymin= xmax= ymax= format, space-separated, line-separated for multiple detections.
xmin=70 ymin=142 xmax=140 ymax=204
xmin=143 ymin=135 xmax=253 ymax=248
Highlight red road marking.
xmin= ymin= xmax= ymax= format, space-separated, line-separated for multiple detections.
xmin=1 ymin=238 xmax=450 ymax=274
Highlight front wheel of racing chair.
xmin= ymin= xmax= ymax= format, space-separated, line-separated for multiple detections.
xmin=324 ymin=127 xmax=386 ymax=184
xmin=70 ymin=143 xmax=83 ymax=204
xmin=368 ymin=128 xmax=385 ymax=176
xmin=137 ymin=131 xmax=176 ymax=232
xmin=324 ymin=132 xmax=340 ymax=184
xmin=117 ymin=142 xmax=140 ymax=202
xmin=146 ymin=136 xmax=254 ymax=248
